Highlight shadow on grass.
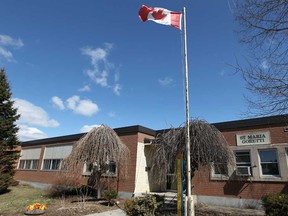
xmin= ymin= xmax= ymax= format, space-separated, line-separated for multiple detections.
xmin=71 ymin=198 xmax=116 ymax=207
xmin=0 ymin=188 xmax=11 ymax=195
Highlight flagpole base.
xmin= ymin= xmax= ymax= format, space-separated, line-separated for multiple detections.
xmin=185 ymin=196 xmax=195 ymax=216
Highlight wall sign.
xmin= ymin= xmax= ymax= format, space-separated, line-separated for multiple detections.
xmin=236 ymin=131 xmax=271 ymax=146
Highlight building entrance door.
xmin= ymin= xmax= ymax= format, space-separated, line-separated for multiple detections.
xmin=166 ymin=161 xmax=177 ymax=191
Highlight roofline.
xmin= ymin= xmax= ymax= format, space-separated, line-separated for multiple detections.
xmin=21 ymin=133 xmax=85 ymax=146
xmin=21 ymin=115 xmax=288 ymax=146
xmin=114 ymin=125 xmax=156 ymax=136
xmin=21 ymin=125 xmax=156 ymax=146
xmin=155 ymin=115 xmax=288 ymax=134
xmin=212 ymin=114 xmax=288 ymax=131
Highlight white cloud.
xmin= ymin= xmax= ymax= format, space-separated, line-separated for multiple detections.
xmin=17 ymin=125 xmax=48 ymax=141
xmin=86 ymin=69 xmax=109 ymax=87
xmin=80 ymin=124 xmax=101 ymax=133
xmin=51 ymin=96 xmax=65 ymax=110
xmin=78 ymin=85 xmax=91 ymax=92
xmin=159 ymin=77 xmax=173 ymax=86
xmin=14 ymin=98 xmax=59 ymax=127
xmin=113 ymin=84 xmax=121 ymax=96
xmin=82 ymin=47 xmax=108 ymax=65
xmin=51 ymin=95 xmax=100 ymax=116
xmin=0 ymin=47 xmax=14 ymax=62
xmin=0 ymin=34 xmax=23 ymax=47
xmin=66 ymin=95 xmax=99 ymax=116
xmin=0 ymin=34 xmax=24 ymax=62
xmin=81 ymin=43 xmax=121 ymax=95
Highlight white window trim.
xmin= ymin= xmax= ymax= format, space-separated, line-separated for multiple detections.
xmin=41 ymin=144 xmax=72 ymax=171
xmin=18 ymin=148 xmax=41 ymax=170
xmin=82 ymin=161 xmax=117 ymax=177
xmin=18 ymin=159 xmax=39 ymax=170
xmin=41 ymin=159 xmax=63 ymax=171
xmin=258 ymin=148 xmax=281 ymax=178
xmin=210 ymin=162 xmax=231 ymax=179
xmin=234 ymin=150 xmax=253 ymax=177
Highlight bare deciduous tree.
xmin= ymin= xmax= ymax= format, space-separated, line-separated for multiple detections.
xmin=233 ymin=0 xmax=288 ymax=116
xmin=61 ymin=125 xmax=130 ymax=198
xmin=149 ymin=119 xmax=234 ymax=184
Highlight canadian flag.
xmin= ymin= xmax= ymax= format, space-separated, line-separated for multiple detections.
xmin=138 ymin=5 xmax=182 ymax=30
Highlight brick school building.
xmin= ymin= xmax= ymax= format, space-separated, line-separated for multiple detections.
xmin=15 ymin=115 xmax=288 ymax=208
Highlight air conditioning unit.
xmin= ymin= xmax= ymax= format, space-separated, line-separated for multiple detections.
xmin=236 ymin=166 xmax=251 ymax=176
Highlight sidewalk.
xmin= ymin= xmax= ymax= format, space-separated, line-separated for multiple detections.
xmin=85 ymin=209 xmax=126 ymax=216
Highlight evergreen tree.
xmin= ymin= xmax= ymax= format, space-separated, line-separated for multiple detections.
xmin=0 ymin=68 xmax=20 ymax=193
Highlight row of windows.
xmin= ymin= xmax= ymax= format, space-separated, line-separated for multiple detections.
xmin=18 ymin=159 xmax=63 ymax=171
xmin=18 ymin=158 xmax=117 ymax=175
xmin=214 ymin=148 xmax=280 ymax=177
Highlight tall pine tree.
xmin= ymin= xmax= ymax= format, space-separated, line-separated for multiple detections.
xmin=0 ymin=68 xmax=20 ymax=193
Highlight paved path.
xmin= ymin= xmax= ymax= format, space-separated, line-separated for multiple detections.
xmin=85 ymin=209 xmax=126 ymax=216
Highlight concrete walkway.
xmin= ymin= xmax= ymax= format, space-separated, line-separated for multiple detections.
xmin=85 ymin=209 xmax=126 ymax=216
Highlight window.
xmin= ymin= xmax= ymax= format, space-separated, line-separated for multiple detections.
xmin=18 ymin=159 xmax=39 ymax=170
xmin=18 ymin=148 xmax=41 ymax=170
xmin=107 ymin=161 xmax=117 ymax=175
xmin=235 ymin=151 xmax=252 ymax=176
xmin=42 ymin=159 xmax=62 ymax=170
xmin=42 ymin=145 xmax=72 ymax=171
xmin=82 ymin=161 xmax=117 ymax=176
xmin=83 ymin=162 xmax=98 ymax=175
xmin=214 ymin=163 xmax=228 ymax=175
xmin=259 ymin=149 xmax=279 ymax=176
xmin=213 ymin=163 xmax=228 ymax=176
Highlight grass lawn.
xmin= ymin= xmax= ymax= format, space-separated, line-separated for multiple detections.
xmin=0 ymin=184 xmax=265 ymax=216
xmin=0 ymin=184 xmax=55 ymax=215
xmin=0 ymin=184 xmax=119 ymax=216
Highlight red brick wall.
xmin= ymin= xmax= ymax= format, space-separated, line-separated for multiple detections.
xmin=193 ymin=169 xmax=288 ymax=200
xmin=15 ymin=131 xmax=155 ymax=195
xmin=117 ymin=132 xmax=154 ymax=193
xmin=16 ymin=122 xmax=288 ymax=199
xmin=117 ymin=133 xmax=138 ymax=193
xmin=221 ymin=124 xmax=288 ymax=146
xmin=192 ymin=123 xmax=288 ymax=200
xmin=15 ymin=142 xmax=77 ymax=185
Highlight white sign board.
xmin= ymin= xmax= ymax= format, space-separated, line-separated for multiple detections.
xmin=236 ymin=131 xmax=270 ymax=146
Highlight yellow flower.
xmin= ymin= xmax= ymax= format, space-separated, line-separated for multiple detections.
xmin=26 ymin=205 xmax=34 ymax=211
xmin=39 ymin=205 xmax=47 ymax=210
xmin=26 ymin=203 xmax=47 ymax=211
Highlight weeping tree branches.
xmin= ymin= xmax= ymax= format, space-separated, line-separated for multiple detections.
xmin=149 ymin=119 xmax=234 ymax=184
xmin=60 ymin=125 xmax=130 ymax=198
xmin=233 ymin=0 xmax=288 ymax=116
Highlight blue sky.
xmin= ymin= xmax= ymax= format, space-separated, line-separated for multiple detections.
xmin=1 ymin=0 xmax=250 ymax=141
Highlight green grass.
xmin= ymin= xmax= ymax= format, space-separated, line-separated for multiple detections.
xmin=0 ymin=184 xmax=54 ymax=214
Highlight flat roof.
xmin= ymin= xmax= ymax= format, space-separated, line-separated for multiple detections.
xmin=21 ymin=125 xmax=156 ymax=146
xmin=21 ymin=115 xmax=288 ymax=146
xmin=212 ymin=115 xmax=288 ymax=131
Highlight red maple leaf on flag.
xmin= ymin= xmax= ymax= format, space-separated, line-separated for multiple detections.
xmin=152 ymin=9 xmax=167 ymax=20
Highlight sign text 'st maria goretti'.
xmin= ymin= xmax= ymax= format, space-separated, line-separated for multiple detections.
xmin=236 ymin=131 xmax=271 ymax=146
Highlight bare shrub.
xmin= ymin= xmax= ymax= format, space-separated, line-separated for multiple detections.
xmin=149 ymin=119 xmax=235 ymax=183
xmin=47 ymin=171 xmax=84 ymax=198
xmin=60 ymin=125 xmax=130 ymax=198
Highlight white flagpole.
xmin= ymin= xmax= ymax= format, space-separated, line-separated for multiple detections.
xmin=183 ymin=7 xmax=194 ymax=216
